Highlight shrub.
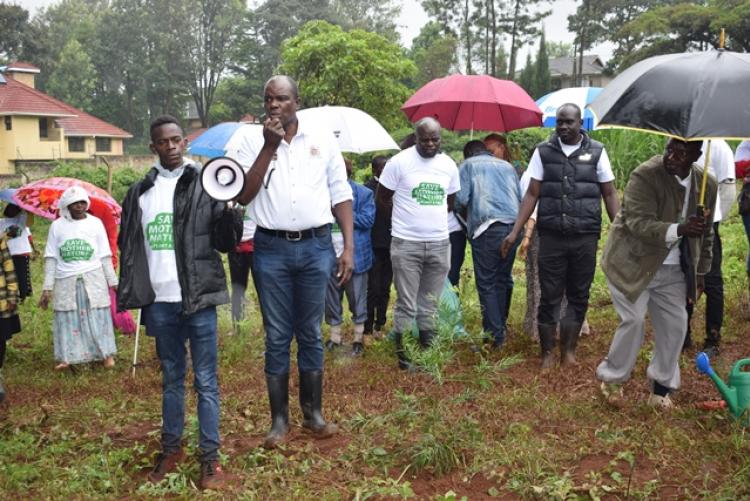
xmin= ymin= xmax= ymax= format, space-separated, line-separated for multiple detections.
xmin=50 ymin=162 xmax=146 ymax=203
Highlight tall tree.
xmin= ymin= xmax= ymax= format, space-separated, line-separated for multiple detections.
xmin=422 ymin=0 xmax=477 ymax=74
xmin=410 ymin=21 xmax=459 ymax=85
xmin=330 ymin=0 xmax=401 ymax=40
xmin=46 ymin=39 xmax=97 ymax=110
xmin=228 ymin=0 xmax=338 ymax=118
xmin=713 ymin=0 xmax=750 ymax=52
xmin=500 ymin=0 xmax=550 ymax=79
xmin=546 ymin=40 xmax=573 ymax=58
xmin=518 ymin=52 xmax=535 ymax=95
xmin=567 ymin=0 xmax=608 ymax=85
xmin=29 ymin=0 xmax=107 ymax=90
xmin=495 ymin=45 xmax=508 ymax=77
xmin=533 ymin=30 xmax=550 ymax=97
xmin=568 ymin=0 xmax=673 ymax=73
xmin=181 ymin=0 xmax=245 ymax=127
xmin=279 ymin=20 xmax=416 ymax=130
xmin=0 ymin=3 xmax=38 ymax=63
xmin=617 ymin=2 xmax=716 ymax=69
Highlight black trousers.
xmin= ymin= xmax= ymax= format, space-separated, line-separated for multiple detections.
xmin=448 ymin=230 xmax=467 ymax=287
xmin=228 ymin=250 xmax=256 ymax=323
xmin=365 ymin=247 xmax=393 ymax=332
xmin=686 ymin=222 xmax=723 ymax=346
xmin=537 ymin=232 xmax=598 ymax=325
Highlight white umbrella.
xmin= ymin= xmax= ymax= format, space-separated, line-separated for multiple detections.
xmin=535 ymin=87 xmax=602 ymax=130
xmin=297 ymin=106 xmax=399 ymax=153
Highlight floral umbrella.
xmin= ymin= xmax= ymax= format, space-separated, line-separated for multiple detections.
xmin=12 ymin=177 xmax=121 ymax=224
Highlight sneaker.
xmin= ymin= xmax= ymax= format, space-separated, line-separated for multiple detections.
xmin=351 ymin=342 xmax=364 ymax=356
xmin=147 ymin=450 xmax=184 ymax=483
xmin=647 ymin=393 xmax=674 ymax=409
xmin=325 ymin=340 xmax=341 ymax=351
xmin=199 ymin=460 xmax=227 ymax=490
xmin=600 ymin=381 xmax=624 ymax=405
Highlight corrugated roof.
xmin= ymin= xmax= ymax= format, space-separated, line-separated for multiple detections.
xmin=549 ymin=55 xmax=605 ymax=77
xmin=186 ymin=127 xmax=207 ymax=142
xmin=0 ymin=75 xmax=132 ymax=138
xmin=6 ymin=61 xmax=40 ymax=73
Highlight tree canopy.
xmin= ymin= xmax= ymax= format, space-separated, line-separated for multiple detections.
xmin=278 ymin=20 xmax=416 ymax=130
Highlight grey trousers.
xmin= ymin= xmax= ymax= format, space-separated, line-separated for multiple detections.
xmin=596 ymin=265 xmax=687 ymax=391
xmin=325 ymin=269 xmax=368 ymax=326
xmin=390 ymin=237 xmax=450 ymax=333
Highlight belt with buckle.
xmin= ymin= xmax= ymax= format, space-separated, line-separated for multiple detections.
xmin=256 ymin=225 xmax=329 ymax=241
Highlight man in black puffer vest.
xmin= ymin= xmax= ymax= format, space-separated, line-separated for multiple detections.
xmin=502 ymin=104 xmax=620 ymax=369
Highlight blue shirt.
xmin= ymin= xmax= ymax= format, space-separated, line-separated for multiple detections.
xmin=455 ymin=152 xmax=522 ymax=238
xmin=349 ymin=179 xmax=375 ymax=274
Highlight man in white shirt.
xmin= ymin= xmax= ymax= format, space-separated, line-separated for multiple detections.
xmin=684 ymin=139 xmax=735 ymax=356
xmin=376 ymin=117 xmax=460 ymax=370
xmin=501 ymin=104 xmax=619 ymax=369
xmin=236 ymin=76 xmax=353 ymax=449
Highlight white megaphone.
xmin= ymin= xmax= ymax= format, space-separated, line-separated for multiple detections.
xmin=201 ymin=156 xmax=246 ymax=201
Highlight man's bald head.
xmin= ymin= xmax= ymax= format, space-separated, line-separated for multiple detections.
xmin=264 ymin=75 xmax=299 ymax=99
xmin=557 ymin=103 xmax=582 ymax=120
xmin=415 ymin=117 xmax=442 ymax=158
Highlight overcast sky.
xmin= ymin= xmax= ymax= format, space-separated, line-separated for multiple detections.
xmin=19 ymin=0 xmax=614 ymax=65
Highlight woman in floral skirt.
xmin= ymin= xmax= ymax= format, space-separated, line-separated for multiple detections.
xmin=39 ymin=186 xmax=118 ymax=370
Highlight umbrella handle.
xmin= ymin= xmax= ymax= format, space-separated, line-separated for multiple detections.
xmin=698 ymin=139 xmax=712 ymax=210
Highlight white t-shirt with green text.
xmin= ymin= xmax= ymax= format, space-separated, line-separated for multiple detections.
xmin=379 ymin=146 xmax=460 ymax=241
xmin=139 ymin=175 xmax=182 ymax=302
xmin=44 ymin=215 xmax=111 ymax=279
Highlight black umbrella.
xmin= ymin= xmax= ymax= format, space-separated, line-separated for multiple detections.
xmin=589 ymin=49 xmax=750 ymax=140
xmin=588 ymin=48 xmax=750 ymax=206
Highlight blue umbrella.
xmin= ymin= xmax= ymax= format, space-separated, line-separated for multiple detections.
xmin=0 ymin=189 xmax=16 ymax=204
xmin=535 ymin=87 xmax=603 ymax=130
xmin=188 ymin=122 xmax=246 ymax=158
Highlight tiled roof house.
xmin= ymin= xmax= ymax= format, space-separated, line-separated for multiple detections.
xmin=548 ymin=55 xmax=612 ymax=90
xmin=0 ymin=61 xmax=132 ymax=174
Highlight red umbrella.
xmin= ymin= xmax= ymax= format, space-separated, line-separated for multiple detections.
xmin=12 ymin=177 xmax=121 ymax=224
xmin=401 ymin=74 xmax=542 ymax=132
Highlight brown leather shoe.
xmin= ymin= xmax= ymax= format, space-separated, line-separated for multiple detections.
xmin=199 ymin=460 xmax=227 ymax=490
xmin=147 ymin=450 xmax=183 ymax=483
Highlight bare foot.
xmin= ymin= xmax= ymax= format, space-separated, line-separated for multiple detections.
xmin=54 ymin=363 xmax=70 ymax=371
xmin=103 ymin=356 xmax=115 ymax=368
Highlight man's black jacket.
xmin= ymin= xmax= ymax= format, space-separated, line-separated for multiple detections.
xmin=117 ymin=165 xmax=242 ymax=315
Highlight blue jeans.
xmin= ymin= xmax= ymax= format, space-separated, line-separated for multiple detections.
xmin=471 ymin=223 xmax=518 ymax=344
xmin=253 ymin=229 xmax=336 ymax=375
xmin=144 ymin=303 xmax=220 ymax=462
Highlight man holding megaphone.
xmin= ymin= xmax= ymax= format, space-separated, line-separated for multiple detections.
xmin=235 ymin=75 xmax=354 ymax=449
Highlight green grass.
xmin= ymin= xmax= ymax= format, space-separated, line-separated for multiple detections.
xmin=2 ymin=182 xmax=750 ymax=498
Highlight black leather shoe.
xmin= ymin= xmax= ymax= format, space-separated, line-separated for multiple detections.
xmin=351 ymin=342 xmax=364 ymax=356
xmin=325 ymin=340 xmax=341 ymax=351
xmin=703 ymin=344 xmax=720 ymax=359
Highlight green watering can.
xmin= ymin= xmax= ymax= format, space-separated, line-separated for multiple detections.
xmin=696 ymin=352 xmax=750 ymax=423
